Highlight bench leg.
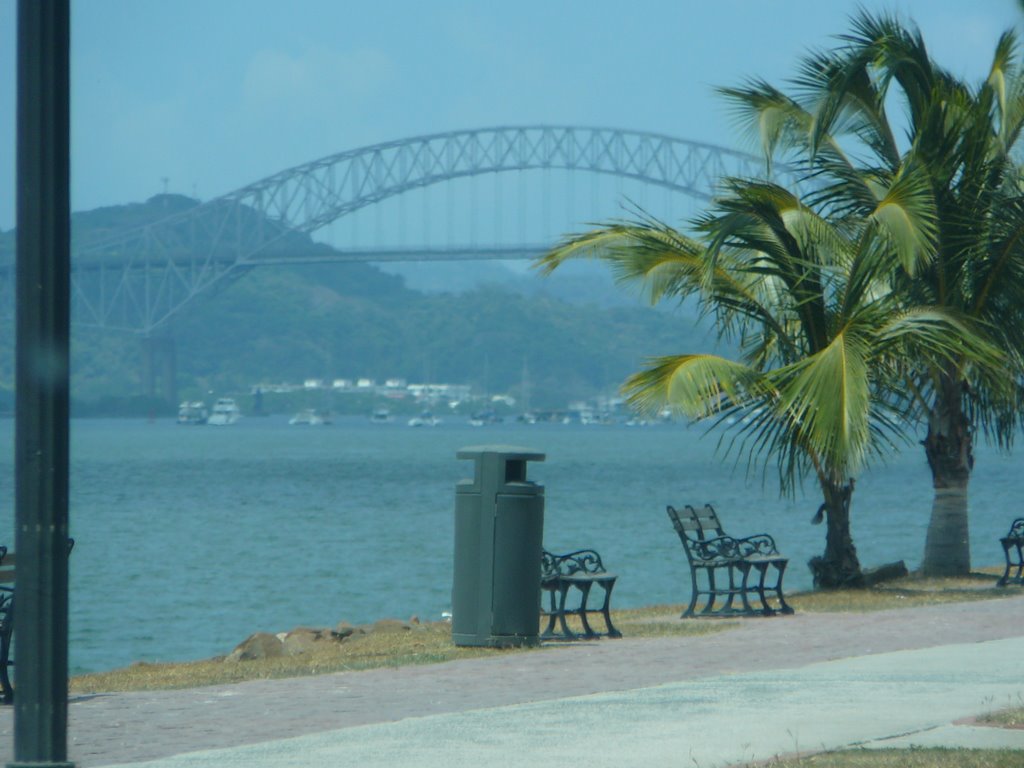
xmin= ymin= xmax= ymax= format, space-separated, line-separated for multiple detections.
xmin=686 ymin=564 xmax=746 ymax=617
xmin=734 ymin=561 xmax=772 ymax=616
xmin=0 ymin=597 xmax=12 ymax=705
xmin=595 ymin=581 xmax=622 ymax=638
xmin=683 ymin=566 xmax=701 ymax=618
xmin=735 ymin=562 xmax=758 ymax=614
xmin=575 ymin=581 xmax=599 ymax=638
xmin=757 ymin=560 xmax=793 ymax=615
xmin=752 ymin=562 xmax=777 ymax=616
xmin=699 ymin=568 xmax=718 ymax=614
xmin=0 ymin=647 xmax=10 ymax=705
xmin=1001 ymin=543 xmax=1024 ymax=586
xmin=540 ymin=586 xmax=561 ymax=639
xmin=702 ymin=566 xmax=734 ymax=614
xmin=772 ymin=561 xmax=794 ymax=614
xmin=719 ymin=565 xmax=743 ymax=613
xmin=997 ymin=563 xmax=1010 ymax=587
xmin=736 ymin=559 xmax=793 ymax=617
xmin=998 ymin=542 xmax=1015 ymax=587
xmin=555 ymin=582 xmax=577 ymax=639
xmin=541 ymin=581 xmax=578 ymax=640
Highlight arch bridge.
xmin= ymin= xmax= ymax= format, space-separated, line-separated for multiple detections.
xmin=3 ymin=126 xmax=797 ymax=336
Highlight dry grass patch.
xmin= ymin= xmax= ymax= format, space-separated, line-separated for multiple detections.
xmin=70 ymin=622 xmax=500 ymax=694
xmin=981 ymin=708 xmax=1024 ymax=728
xmin=69 ymin=610 xmax=730 ymax=694
xmin=787 ymin=571 xmax=1015 ymax=613
xmin=749 ymin=748 xmax=1024 ymax=767
xmin=573 ymin=603 xmax=740 ymax=638
xmin=976 ymin=692 xmax=1024 ymax=729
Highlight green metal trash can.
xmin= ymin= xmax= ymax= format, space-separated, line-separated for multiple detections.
xmin=452 ymin=445 xmax=545 ymax=647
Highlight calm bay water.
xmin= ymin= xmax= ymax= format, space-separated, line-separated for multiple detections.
xmin=0 ymin=415 xmax=1019 ymax=674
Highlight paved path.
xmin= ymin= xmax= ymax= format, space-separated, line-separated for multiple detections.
xmin=3 ymin=596 xmax=1024 ymax=767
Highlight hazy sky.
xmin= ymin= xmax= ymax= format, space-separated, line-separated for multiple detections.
xmin=0 ymin=0 xmax=1020 ymax=231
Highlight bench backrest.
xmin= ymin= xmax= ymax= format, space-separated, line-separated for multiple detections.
xmin=667 ymin=504 xmax=749 ymax=565
xmin=667 ymin=504 xmax=726 ymax=542
xmin=667 ymin=506 xmax=782 ymax=563
xmin=1005 ymin=518 xmax=1024 ymax=540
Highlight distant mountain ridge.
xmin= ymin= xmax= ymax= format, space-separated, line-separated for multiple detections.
xmin=0 ymin=196 xmax=715 ymax=415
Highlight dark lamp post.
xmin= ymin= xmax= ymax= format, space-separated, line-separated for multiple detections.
xmin=9 ymin=1 xmax=75 ymax=767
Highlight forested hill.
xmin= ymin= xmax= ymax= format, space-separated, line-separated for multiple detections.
xmin=0 ymin=195 xmax=718 ymax=415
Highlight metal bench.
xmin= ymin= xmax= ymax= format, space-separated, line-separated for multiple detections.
xmin=540 ymin=548 xmax=622 ymax=640
xmin=997 ymin=518 xmax=1024 ymax=587
xmin=667 ymin=504 xmax=793 ymax=617
xmin=0 ymin=546 xmax=12 ymax=704
xmin=1 ymin=539 xmax=74 ymax=704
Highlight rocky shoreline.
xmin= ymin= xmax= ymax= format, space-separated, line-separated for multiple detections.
xmin=225 ymin=616 xmax=431 ymax=662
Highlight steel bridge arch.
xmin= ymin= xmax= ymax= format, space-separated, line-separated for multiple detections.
xmin=60 ymin=126 xmax=795 ymax=333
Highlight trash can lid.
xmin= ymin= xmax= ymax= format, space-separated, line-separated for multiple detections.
xmin=456 ymin=444 xmax=544 ymax=462
xmin=456 ymin=445 xmax=546 ymax=462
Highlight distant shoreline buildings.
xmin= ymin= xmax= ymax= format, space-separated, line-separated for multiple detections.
xmin=250 ymin=377 xmax=474 ymax=406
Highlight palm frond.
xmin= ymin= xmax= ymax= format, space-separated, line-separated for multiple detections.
xmin=770 ymin=329 xmax=872 ymax=478
xmin=717 ymin=80 xmax=809 ymax=166
xmin=866 ymin=161 xmax=938 ymax=275
xmin=988 ymin=30 xmax=1018 ymax=146
xmin=842 ymin=10 xmax=936 ymax=134
xmin=622 ymin=354 xmax=766 ymax=420
xmin=877 ymin=308 xmax=1009 ymax=408
xmin=533 ymin=227 xmax=639 ymax=276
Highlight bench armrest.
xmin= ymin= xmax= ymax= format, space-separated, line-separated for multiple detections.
xmin=687 ymin=535 xmax=743 ymax=563
xmin=734 ymin=533 xmax=781 ymax=557
xmin=542 ymin=548 xmax=608 ymax=577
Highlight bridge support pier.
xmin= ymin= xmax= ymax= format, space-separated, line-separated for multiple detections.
xmin=141 ymin=335 xmax=177 ymax=406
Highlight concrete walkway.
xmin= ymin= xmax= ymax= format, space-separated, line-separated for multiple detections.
xmin=3 ymin=595 xmax=1024 ymax=767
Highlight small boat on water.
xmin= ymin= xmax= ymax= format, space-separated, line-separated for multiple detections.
xmin=289 ymin=408 xmax=332 ymax=426
xmin=207 ymin=398 xmax=242 ymax=426
xmin=408 ymin=411 xmax=441 ymax=427
xmin=176 ymin=401 xmax=208 ymax=425
xmin=370 ymin=407 xmax=393 ymax=424
xmin=468 ymin=409 xmax=503 ymax=427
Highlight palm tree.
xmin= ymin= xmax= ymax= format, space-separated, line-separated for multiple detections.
xmin=716 ymin=11 xmax=1024 ymax=576
xmin=537 ymin=177 xmax=999 ymax=588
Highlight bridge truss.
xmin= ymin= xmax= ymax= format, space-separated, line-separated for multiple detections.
xmin=1 ymin=126 xmax=800 ymax=335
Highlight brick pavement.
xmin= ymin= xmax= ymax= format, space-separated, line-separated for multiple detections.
xmin=2 ymin=594 xmax=1023 ymax=767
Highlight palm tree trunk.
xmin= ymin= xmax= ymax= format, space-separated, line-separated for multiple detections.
xmin=922 ymin=484 xmax=970 ymax=575
xmin=808 ymin=480 xmax=864 ymax=589
xmin=920 ymin=377 xmax=973 ymax=576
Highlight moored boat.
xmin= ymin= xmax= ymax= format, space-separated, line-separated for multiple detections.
xmin=370 ymin=407 xmax=393 ymax=424
xmin=289 ymin=408 xmax=332 ymax=426
xmin=469 ymin=409 xmax=503 ymax=427
xmin=207 ymin=398 xmax=241 ymax=426
xmin=408 ymin=411 xmax=441 ymax=427
xmin=176 ymin=400 xmax=208 ymax=425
